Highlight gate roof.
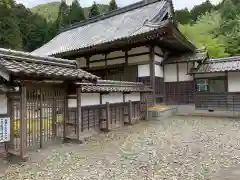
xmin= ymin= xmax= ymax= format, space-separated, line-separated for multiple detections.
xmin=0 ymin=48 xmax=99 ymax=81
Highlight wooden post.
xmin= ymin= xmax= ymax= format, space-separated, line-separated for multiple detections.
xmin=176 ymin=63 xmax=180 ymax=105
xmin=7 ymin=95 xmax=13 ymax=151
xmin=128 ymin=100 xmax=133 ymax=125
xmin=52 ymin=93 xmax=57 ymax=138
xmin=106 ymin=102 xmax=111 ymax=131
xmin=63 ymin=87 xmax=68 ymax=140
xmin=76 ymin=87 xmax=82 ymax=140
xmin=149 ymin=45 xmax=156 ymax=105
xmin=39 ymin=89 xmax=43 ymax=148
xmin=20 ymin=86 xmax=27 ymax=159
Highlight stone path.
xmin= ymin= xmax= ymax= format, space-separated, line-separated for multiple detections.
xmin=2 ymin=116 xmax=240 ymax=180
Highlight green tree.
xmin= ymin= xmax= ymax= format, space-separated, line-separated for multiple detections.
xmin=56 ymin=0 xmax=70 ymax=29
xmin=0 ymin=3 xmax=22 ymax=50
xmin=190 ymin=0 xmax=214 ymax=22
xmin=175 ymin=8 xmax=192 ymax=24
xmin=108 ymin=0 xmax=118 ymax=11
xmin=89 ymin=1 xmax=100 ymax=18
xmin=68 ymin=0 xmax=85 ymax=24
xmin=218 ymin=0 xmax=240 ymax=55
xmin=180 ymin=11 xmax=228 ymax=58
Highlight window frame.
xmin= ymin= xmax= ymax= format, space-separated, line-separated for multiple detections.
xmin=195 ymin=76 xmax=227 ymax=93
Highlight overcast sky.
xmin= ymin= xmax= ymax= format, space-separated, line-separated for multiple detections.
xmin=15 ymin=0 xmax=222 ymax=9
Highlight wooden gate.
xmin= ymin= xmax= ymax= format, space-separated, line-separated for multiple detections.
xmin=9 ymin=86 xmax=65 ymax=154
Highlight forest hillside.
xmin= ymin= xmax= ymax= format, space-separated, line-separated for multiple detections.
xmin=0 ymin=0 xmax=238 ymax=58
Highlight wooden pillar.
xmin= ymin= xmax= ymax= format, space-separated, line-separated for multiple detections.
xmin=106 ymin=102 xmax=111 ymax=131
xmin=149 ymin=45 xmax=156 ymax=105
xmin=76 ymin=87 xmax=82 ymax=140
xmin=39 ymin=89 xmax=43 ymax=148
xmin=128 ymin=100 xmax=133 ymax=124
xmin=7 ymin=95 xmax=13 ymax=151
xmin=52 ymin=93 xmax=57 ymax=138
xmin=104 ymin=54 xmax=108 ymax=79
xmin=176 ymin=63 xmax=180 ymax=105
xmin=20 ymin=86 xmax=27 ymax=159
xmin=63 ymin=87 xmax=68 ymax=139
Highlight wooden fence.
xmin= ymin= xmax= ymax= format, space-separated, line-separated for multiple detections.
xmin=66 ymin=100 xmax=146 ymax=139
xmin=195 ymin=92 xmax=240 ymax=111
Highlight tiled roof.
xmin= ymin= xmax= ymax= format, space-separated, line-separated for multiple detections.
xmin=0 ymin=48 xmax=99 ymax=81
xmin=79 ymin=80 xmax=152 ymax=93
xmin=32 ymin=0 xmax=174 ymax=56
xmin=191 ymin=56 xmax=240 ymax=73
xmin=164 ymin=48 xmax=208 ymax=64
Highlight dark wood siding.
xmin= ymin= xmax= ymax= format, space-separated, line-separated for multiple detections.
xmin=165 ymin=81 xmax=195 ymax=105
xmin=195 ymin=93 xmax=240 ymax=111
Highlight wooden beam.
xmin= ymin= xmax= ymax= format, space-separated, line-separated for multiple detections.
xmin=149 ymin=45 xmax=156 ymax=105
xmin=89 ymin=52 xmax=149 ymax=63
xmin=20 ymin=86 xmax=27 ymax=159
xmin=76 ymin=87 xmax=82 ymax=140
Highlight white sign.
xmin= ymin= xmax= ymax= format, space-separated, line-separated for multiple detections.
xmin=0 ymin=117 xmax=10 ymax=143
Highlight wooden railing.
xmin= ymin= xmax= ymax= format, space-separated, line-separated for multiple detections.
xmin=195 ymin=92 xmax=240 ymax=111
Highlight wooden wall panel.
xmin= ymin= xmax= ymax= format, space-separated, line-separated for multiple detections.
xmin=165 ymin=81 xmax=195 ymax=105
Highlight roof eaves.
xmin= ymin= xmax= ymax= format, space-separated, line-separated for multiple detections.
xmin=0 ymin=48 xmax=76 ymax=67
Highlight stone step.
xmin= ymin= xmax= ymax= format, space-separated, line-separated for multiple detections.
xmin=147 ymin=106 xmax=177 ymax=120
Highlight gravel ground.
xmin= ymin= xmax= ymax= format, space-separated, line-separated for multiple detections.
xmin=2 ymin=116 xmax=240 ymax=180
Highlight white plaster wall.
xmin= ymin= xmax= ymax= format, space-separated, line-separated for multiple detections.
xmin=76 ymin=57 xmax=86 ymax=68
xmin=82 ymin=93 xmax=100 ymax=106
xmin=68 ymin=93 xmax=101 ymax=107
xmin=154 ymin=46 xmax=163 ymax=56
xmin=155 ymin=64 xmax=163 ymax=77
xmin=179 ymin=63 xmax=193 ymax=81
xmin=228 ymin=72 xmax=240 ymax=92
xmin=102 ymin=93 xmax=123 ymax=104
xmin=68 ymin=99 xmax=77 ymax=108
xmin=89 ymin=61 xmax=105 ymax=68
xmin=124 ymin=92 xmax=141 ymax=102
xmin=0 ymin=94 xmax=7 ymax=114
xmin=128 ymin=46 xmax=149 ymax=55
xmin=154 ymin=55 xmax=163 ymax=63
xmin=107 ymin=58 xmax=125 ymax=65
xmin=128 ymin=54 xmax=149 ymax=64
xmin=195 ymin=73 xmax=226 ymax=78
xmin=164 ymin=64 xmax=177 ymax=82
xmin=108 ymin=50 xmax=125 ymax=58
xmin=90 ymin=54 xmax=105 ymax=61
xmin=138 ymin=64 xmax=150 ymax=77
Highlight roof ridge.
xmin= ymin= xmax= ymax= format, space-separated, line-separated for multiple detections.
xmin=208 ymin=56 xmax=240 ymax=63
xmin=60 ymin=0 xmax=165 ymax=33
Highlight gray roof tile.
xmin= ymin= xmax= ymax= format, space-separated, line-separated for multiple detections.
xmin=192 ymin=56 xmax=240 ymax=73
xmin=32 ymin=0 xmax=169 ymax=56
xmin=164 ymin=48 xmax=208 ymax=64
xmin=0 ymin=49 xmax=99 ymax=81
xmin=80 ymin=80 xmax=152 ymax=93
